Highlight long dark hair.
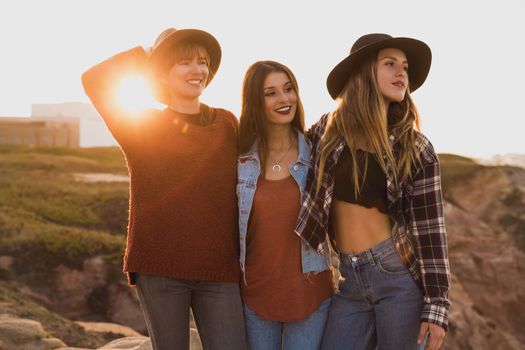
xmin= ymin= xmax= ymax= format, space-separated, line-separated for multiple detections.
xmin=239 ymin=60 xmax=305 ymax=174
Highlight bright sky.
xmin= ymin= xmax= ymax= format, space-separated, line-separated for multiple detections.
xmin=1 ymin=0 xmax=524 ymax=158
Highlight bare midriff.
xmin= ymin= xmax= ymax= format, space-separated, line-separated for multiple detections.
xmin=332 ymin=199 xmax=391 ymax=254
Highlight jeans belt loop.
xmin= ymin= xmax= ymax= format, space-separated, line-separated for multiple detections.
xmin=366 ymin=250 xmax=376 ymax=266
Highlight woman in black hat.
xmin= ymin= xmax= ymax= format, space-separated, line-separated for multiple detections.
xmin=294 ymin=34 xmax=450 ymax=349
xmin=82 ymin=28 xmax=247 ymax=350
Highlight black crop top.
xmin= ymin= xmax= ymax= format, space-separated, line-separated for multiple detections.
xmin=333 ymin=147 xmax=388 ymax=214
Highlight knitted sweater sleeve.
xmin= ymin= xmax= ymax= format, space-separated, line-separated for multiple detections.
xmin=81 ymin=47 xmax=149 ymax=147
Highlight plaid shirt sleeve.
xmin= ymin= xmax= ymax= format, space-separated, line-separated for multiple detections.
xmin=295 ymin=113 xmax=332 ymax=252
xmin=411 ymin=151 xmax=451 ymax=331
xmin=305 ymin=113 xmax=329 ymax=146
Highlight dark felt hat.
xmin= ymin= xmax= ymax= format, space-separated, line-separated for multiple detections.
xmin=145 ymin=27 xmax=222 ymax=104
xmin=326 ymin=33 xmax=431 ymax=99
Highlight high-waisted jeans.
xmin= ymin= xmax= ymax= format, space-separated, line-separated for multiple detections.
xmin=321 ymin=237 xmax=425 ymax=350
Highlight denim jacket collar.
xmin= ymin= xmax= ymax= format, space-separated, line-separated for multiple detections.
xmin=239 ymin=128 xmax=311 ymax=167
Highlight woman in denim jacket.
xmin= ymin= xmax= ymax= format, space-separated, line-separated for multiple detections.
xmin=237 ymin=61 xmax=335 ymax=350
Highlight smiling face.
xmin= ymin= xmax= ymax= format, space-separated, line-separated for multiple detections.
xmin=163 ymin=46 xmax=210 ymax=101
xmin=376 ymin=48 xmax=409 ymax=104
xmin=263 ymin=71 xmax=298 ymax=127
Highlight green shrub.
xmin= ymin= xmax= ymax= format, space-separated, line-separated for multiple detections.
xmin=3 ymin=226 xmax=124 ymax=272
xmin=94 ymin=194 xmax=129 ymax=234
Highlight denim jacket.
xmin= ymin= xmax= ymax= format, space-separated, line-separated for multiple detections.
xmin=237 ymin=130 xmax=331 ymax=275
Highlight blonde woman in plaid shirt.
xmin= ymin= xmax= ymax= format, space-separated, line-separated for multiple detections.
xmin=294 ymin=34 xmax=450 ymax=350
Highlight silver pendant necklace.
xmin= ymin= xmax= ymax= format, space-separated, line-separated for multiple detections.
xmin=271 ymin=141 xmax=293 ymax=172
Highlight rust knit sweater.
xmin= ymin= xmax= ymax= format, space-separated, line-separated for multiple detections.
xmin=82 ymin=47 xmax=240 ymax=284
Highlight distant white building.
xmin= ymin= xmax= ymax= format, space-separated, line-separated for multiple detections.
xmin=32 ymin=102 xmax=99 ymax=120
xmin=0 ymin=116 xmax=80 ymax=147
xmin=31 ymin=102 xmax=116 ymax=147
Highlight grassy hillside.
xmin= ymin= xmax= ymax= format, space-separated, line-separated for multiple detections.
xmin=0 ymin=145 xmax=128 ymax=282
xmin=0 ymin=147 xmax=496 ymax=279
xmin=0 ymin=148 xmax=517 ymax=275
xmin=0 ymin=145 xmax=135 ymax=346
xmin=1 ymin=146 xmax=524 ymax=349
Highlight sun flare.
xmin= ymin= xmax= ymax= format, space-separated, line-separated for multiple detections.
xmin=117 ymin=77 xmax=162 ymax=113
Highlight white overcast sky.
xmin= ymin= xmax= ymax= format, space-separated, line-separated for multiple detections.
xmin=0 ymin=0 xmax=523 ymax=158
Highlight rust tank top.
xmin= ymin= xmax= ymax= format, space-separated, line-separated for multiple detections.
xmin=241 ymin=176 xmax=334 ymax=322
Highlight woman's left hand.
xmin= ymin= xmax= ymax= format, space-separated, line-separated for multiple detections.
xmin=418 ymin=322 xmax=445 ymax=350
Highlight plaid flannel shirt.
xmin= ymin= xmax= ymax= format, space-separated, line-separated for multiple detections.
xmin=295 ymin=113 xmax=451 ymax=330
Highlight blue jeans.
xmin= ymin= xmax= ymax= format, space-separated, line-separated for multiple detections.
xmin=136 ymin=273 xmax=247 ymax=350
xmin=321 ymin=238 xmax=425 ymax=350
xmin=244 ymin=298 xmax=331 ymax=350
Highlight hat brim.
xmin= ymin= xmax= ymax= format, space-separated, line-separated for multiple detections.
xmin=327 ymin=37 xmax=431 ymax=100
xmin=145 ymin=29 xmax=222 ymax=105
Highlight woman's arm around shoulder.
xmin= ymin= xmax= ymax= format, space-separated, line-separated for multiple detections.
xmin=305 ymin=112 xmax=331 ymax=147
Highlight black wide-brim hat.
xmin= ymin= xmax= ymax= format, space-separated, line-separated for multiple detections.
xmin=326 ymin=33 xmax=431 ymax=100
xmin=145 ymin=27 xmax=222 ymax=105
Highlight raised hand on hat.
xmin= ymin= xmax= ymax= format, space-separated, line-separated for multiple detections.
xmin=143 ymin=46 xmax=153 ymax=56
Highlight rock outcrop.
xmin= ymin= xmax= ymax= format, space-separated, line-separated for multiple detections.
xmin=444 ymin=203 xmax=525 ymax=349
xmin=49 ymin=256 xmax=146 ymax=334
xmin=439 ymin=160 xmax=525 ymax=349
xmin=0 ymin=314 xmax=66 ymax=350
xmin=0 ymin=315 xmax=204 ymax=350
xmin=59 ymin=337 xmax=151 ymax=350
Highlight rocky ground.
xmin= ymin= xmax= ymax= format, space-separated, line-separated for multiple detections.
xmin=0 ymin=314 xmax=202 ymax=350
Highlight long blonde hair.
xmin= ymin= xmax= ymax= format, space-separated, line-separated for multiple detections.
xmin=316 ymin=54 xmax=421 ymax=195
